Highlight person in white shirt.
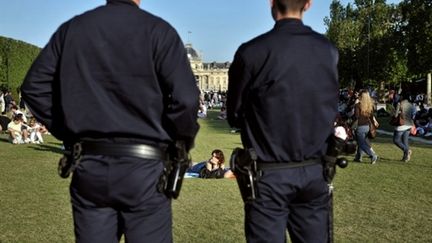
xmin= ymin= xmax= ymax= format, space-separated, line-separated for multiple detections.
xmin=7 ymin=114 xmax=29 ymax=144
xmin=28 ymin=118 xmax=44 ymax=144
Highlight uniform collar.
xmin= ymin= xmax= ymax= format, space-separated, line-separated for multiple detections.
xmin=274 ymin=18 xmax=304 ymax=29
xmin=107 ymin=0 xmax=139 ymax=7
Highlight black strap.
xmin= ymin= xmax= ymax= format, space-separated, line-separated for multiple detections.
xmin=81 ymin=142 xmax=166 ymax=161
xmin=257 ymin=158 xmax=322 ymax=170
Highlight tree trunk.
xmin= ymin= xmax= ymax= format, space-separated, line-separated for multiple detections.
xmin=427 ymin=73 xmax=431 ymax=106
xmin=378 ymin=81 xmax=386 ymax=103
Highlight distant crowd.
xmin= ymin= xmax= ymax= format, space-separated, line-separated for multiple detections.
xmin=197 ymin=90 xmax=227 ymax=120
xmin=0 ymin=90 xmax=48 ymax=144
xmin=2 ymin=87 xmax=431 ymax=145
xmin=338 ymin=88 xmax=432 ymax=138
xmin=196 ymin=88 xmax=432 ymax=139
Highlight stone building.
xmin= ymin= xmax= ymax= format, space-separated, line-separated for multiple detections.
xmin=185 ymin=43 xmax=230 ymax=92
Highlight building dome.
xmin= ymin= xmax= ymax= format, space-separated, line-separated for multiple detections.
xmin=185 ymin=43 xmax=230 ymax=92
xmin=185 ymin=43 xmax=201 ymax=61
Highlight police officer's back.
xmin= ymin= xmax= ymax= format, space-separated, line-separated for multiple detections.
xmin=227 ymin=0 xmax=339 ymax=242
xmin=21 ymin=0 xmax=199 ymax=242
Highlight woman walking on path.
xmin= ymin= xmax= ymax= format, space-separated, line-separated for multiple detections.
xmin=393 ymin=93 xmax=416 ymax=162
xmin=353 ymin=90 xmax=379 ymax=164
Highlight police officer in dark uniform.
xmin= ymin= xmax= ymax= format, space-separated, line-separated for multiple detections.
xmin=227 ymin=0 xmax=339 ymax=242
xmin=21 ymin=0 xmax=199 ymax=242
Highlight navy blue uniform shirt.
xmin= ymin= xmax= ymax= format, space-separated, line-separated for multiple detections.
xmin=21 ymin=0 xmax=199 ymax=148
xmin=227 ymin=18 xmax=339 ymax=162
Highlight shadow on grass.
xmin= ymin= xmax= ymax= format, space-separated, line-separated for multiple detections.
xmin=28 ymin=142 xmax=64 ymax=155
xmin=366 ymin=136 xmax=432 ymax=149
xmin=378 ymin=159 xmax=432 ymax=169
xmin=372 ymin=157 xmax=409 ymax=165
xmin=350 ymin=157 xmax=432 ymax=170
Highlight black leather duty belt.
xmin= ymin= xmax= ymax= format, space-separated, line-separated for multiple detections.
xmin=257 ymin=159 xmax=322 ymax=170
xmin=81 ymin=142 xmax=166 ymax=161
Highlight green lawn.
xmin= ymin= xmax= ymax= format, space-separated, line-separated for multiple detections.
xmin=0 ymin=111 xmax=431 ymax=242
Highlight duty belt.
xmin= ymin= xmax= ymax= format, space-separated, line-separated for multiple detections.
xmin=257 ymin=158 xmax=322 ymax=170
xmin=81 ymin=142 xmax=166 ymax=161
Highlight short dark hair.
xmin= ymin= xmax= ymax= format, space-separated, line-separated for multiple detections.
xmin=13 ymin=113 xmax=23 ymax=121
xmin=274 ymin=0 xmax=308 ymax=14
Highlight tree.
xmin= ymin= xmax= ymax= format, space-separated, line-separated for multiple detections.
xmin=400 ymin=0 xmax=432 ymax=76
xmin=325 ymin=1 xmax=362 ymax=88
xmin=324 ymin=0 xmax=408 ymax=89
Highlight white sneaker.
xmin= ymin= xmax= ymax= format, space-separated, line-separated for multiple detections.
xmin=371 ymin=155 xmax=379 ymax=164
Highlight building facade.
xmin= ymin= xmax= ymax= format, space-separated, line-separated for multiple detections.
xmin=185 ymin=44 xmax=230 ymax=92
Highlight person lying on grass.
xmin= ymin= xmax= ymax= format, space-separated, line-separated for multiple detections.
xmin=188 ymin=149 xmax=235 ymax=179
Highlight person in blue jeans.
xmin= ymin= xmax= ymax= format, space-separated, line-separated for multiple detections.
xmin=393 ymin=93 xmax=416 ymax=162
xmin=353 ymin=90 xmax=379 ymax=164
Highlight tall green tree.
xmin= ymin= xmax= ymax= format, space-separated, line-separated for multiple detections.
xmin=367 ymin=1 xmax=408 ymax=85
xmin=400 ymin=0 xmax=432 ymax=76
xmin=325 ymin=1 xmax=361 ymax=87
xmin=325 ymin=0 xmax=408 ymax=89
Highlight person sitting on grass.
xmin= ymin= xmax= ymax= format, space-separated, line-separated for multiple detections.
xmin=416 ymin=115 xmax=432 ymax=137
xmin=7 ymin=114 xmax=30 ymax=144
xmin=28 ymin=117 xmax=46 ymax=144
xmin=217 ymin=106 xmax=227 ymax=120
xmin=414 ymin=104 xmax=429 ymax=129
xmin=188 ymin=149 xmax=235 ymax=179
xmin=197 ymin=103 xmax=208 ymax=118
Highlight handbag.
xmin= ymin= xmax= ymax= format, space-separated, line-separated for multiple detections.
xmin=389 ymin=114 xmax=404 ymax=126
xmin=368 ymin=119 xmax=377 ymax=139
xmin=410 ymin=125 xmax=417 ymax=136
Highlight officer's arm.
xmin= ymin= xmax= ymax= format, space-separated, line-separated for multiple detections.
xmin=153 ymin=24 xmax=200 ymax=150
xmin=21 ymin=23 xmax=67 ymax=141
xmin=226 ymin=49 xmax=250 ymax=129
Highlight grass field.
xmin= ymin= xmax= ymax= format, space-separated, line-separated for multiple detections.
xmin=0 ymin=110 xmax=431 ymax=242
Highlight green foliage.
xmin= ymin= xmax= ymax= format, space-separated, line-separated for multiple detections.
xmin=400 ymin=0 xmax=432 ymax=75
xmin=0 ymin=36 xmax=41 ymax=99
xmin=1 ymin=112 xmax=432 ymax=242
xmin=324 ymin=0 xmax=431 ymax=89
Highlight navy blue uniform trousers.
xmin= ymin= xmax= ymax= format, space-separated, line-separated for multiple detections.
xmin=245 ymin=164 xmax=330 ymax=243
xmin=70 ymin=155 xmax=171 ymax=243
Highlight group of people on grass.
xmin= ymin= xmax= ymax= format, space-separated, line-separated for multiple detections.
xmin=0 ymin=105 xmax=47 ymax=145
xmin=1 ymin=90 xmax=47 ymax=144
xmin=195 ymin=88 xmax=429 ymax=170
xmin=197 ymin=91 xmax=228 ymax=119
xmin=339 ymin=88 xmax=430 ymax=164
xmin=413 ymin=104 xmax=432 ymax=137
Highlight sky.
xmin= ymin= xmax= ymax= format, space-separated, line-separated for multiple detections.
xmin=0 ymin=0 xmax=401 ymax=62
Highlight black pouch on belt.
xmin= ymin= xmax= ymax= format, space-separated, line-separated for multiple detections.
xmin=58 ymin=142 xmax=82 ymax=178
xmin=230 ymin=148 xmax=259 ymax=202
